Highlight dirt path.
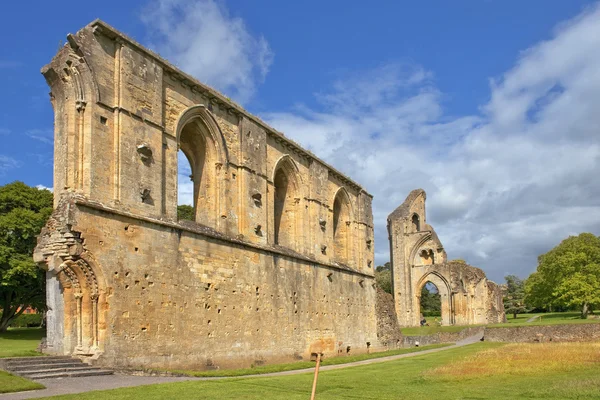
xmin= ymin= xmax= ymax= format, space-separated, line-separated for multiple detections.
xmin=0 ymin=331 xmax=484 ymax=400
xmin=526 ymin=315 xmax=541 ymax=322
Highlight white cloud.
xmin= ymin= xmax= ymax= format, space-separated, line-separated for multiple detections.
xmin=0 ymin=155 xmax=20 ymax=175
xmin=26 ymin=129 xmax=53 ymax=144
xmin=141 ymin=0 xmax=273 ymax=104
xmin=36 ymin=184 xmax=53 ymax=192
xmin=263 ymin=4 xmax=600 ymax=282
xmin=177 ymin=151 xmax=194 ymax=206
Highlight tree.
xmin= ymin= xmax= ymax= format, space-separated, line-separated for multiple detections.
xmin=527 ymin=233 xmax=600 ymax=319
xmin=177 ymin=205 xmax=194 ymax=221
xmin=503 ymin=275 xmax=527 ymax=319
xmin=420 ymin=283 xmax=441 ymax=315
xmin=375 ymin=262 xmax=392 ymax=294
xmin=0 ymin=182 xmax=53 ymax=331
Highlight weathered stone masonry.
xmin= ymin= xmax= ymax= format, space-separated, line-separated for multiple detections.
xmin=34 ymin=20 xmax=376 ymax=369
xmin=387 ymin=189 xmax=505 ymax=327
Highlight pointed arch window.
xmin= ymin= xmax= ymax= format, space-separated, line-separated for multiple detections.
xmin=273 ymin=157 xmax=300 ymax=248
xmin=175 ymin=106 xmax=227 ymax=229
xmin=412 ymin=214 xmax=420 ymax=232
xmin=333 ymin=189 xmax=351 ymax=264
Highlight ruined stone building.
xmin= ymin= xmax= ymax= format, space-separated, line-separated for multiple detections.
xmin=33 ymin=20 xmax=504 ymax=369
xmin=387 ymin=190 xmax=505 ymax=327
xmin=34 ymin=20 xmax=376 ymax=369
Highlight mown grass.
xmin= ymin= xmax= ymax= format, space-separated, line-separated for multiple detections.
xmin=400 ymin=324 xmax=484 ymax=335
xmin=401 ymin=312 xmax=600 ymax=335
xmin=0 ymin=370 xmax=44 ymax=394
xmin=43 ymin=341 xmax=600 ymax=399
xmin=166 ymin=343 xmax=451 ymax=377
xmin=0 ymin=328 xmax=46 ymax=393
xmin=489 ymin=311 xmax=600 ymax=328
xmin=0 ymin=327 xmax=44 ymax=358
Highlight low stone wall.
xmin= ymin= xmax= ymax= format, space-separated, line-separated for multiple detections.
xmin=402 ymin=323 xmax=600 ymax=347
xmin=484 ymin=323 xmax=600 ymax=343
xmin=403 ymin=326 xmax=483 ymax=347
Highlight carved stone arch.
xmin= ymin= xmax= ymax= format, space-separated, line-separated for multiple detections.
xmin=175 ymin=105 xmax=229 ymax=227
xmin=416 ymin=271 xmax=453 ymax=326
xmin=175 ymin=105 xmax=229 ymax=165
xmin=332 ymin=187 xmax=353 ymax=266
xmin=271 ymin=154 xmax=302 ymax=190
xmin=331 ymin=187 xmax=354 ymax=221
xmin=272 ymin=155 xmax=302 ymax=248
xmin=57 ymin=255 xmax=106 ymax=355
xmin=409 ymin=232 xmax=432 ymax=265
xmin=411 ymin=213 xmax=421 ymax=232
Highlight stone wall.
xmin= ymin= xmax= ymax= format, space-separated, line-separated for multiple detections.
xmin=375 ymin=288 xmax=402 ymax=349
xmin=484 ymin=324 xmax=600 ymax=343
xmin=402 ymin=327 xmax=483 ymax=347
xmin=402 ymin=324 xmax=600 ymax=347
xmin=34 ymin=19 xmax=377 ymax=370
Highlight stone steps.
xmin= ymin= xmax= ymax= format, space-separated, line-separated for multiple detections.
xmin=2 ymin=356 xmax=113 ymax=380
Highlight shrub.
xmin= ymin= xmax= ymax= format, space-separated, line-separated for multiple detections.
xmin=10 ymin=314 xmax=42 ymax=328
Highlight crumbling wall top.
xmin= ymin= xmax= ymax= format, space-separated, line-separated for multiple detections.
xmin=77 ymin=19 xmax=371 ymax=197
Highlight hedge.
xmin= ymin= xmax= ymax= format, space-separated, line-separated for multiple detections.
xmin=10 ymin=313 xmax=43 ymax=328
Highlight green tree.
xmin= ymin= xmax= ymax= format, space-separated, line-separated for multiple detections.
xmin=527 ymin=233 xmax=600 ymax=319
xmin=420 ymin=284 xmax=441 ymax=315
xmin=0 ymin=182 xmax=53 ymax=331
xmin=375 ymin=262 xmax=392 ymax=294
xmin=524 ymin=271 xmax=554 ymax=311
xmin=177 ymin=204 xmax=194 ymax=221
xmin=503 ymin=275 xmax=527 ymax=319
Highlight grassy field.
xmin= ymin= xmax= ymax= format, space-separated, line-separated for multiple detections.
xmin=168 ymin=343 xmax=451 ymax=377
xmin=0 ymin=370 xmax=44 ymax=394
xmin=43 ymin=341 xmax=600 ymax=399
xmin=489 ymin=311 xmax=600 ymax=328
xmin=401 ymin=311 xmax=600 ymax=335
xmin=0 ymin=327 xmax=44 ymax=358
xmin=0 ymin=328 xmax=46 ymax=394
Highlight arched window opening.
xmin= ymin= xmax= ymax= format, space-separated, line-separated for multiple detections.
xmin=419 ymin=249 xmax=435 ymax=265
xmin=333 ymin=191 xmax=351 ymax=264
xmin=412 ymin=214 xmax=420 ymax=232
xmin=177 ymin=119 xmax=215 ymax=226
xmin=177 ymin=150 xmax=194 ymax=221
xmin=273 ymin=167 xmax=297 ymax=247
xmin=419 ymin=282 xmax=441 ymax=326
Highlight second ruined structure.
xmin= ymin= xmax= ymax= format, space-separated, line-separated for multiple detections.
xmin=387 ymin=190 xmax=505 ymax=327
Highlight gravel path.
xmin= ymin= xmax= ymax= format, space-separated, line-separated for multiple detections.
xmin=1 ymin=331 xmax=485 ymax=400
xmin=526 ymin=315 xmax=541 ymax=322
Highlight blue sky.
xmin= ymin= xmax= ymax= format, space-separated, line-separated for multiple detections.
xmin=1 ymin=0 xmax=600 ymax=282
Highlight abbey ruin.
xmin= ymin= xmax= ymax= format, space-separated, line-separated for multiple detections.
xmin=34 ymin=20 xmax=504 ymax=370
xmin=388 ymin=190 xmax=505 ymax=327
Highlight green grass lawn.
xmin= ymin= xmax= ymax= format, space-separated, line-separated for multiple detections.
xmin=401 ymin=312 xmax=600 ymax=335
xmin=168 ymin=343 xmax=451 ymax=377
xmin=0 ymin=327 xmax=45 ymax=358
xmin=489 ymin=311 xmax=600 ymax=328
xmin=42 ymin=342 xmax=600 ymax=400
xmin=0 ymin=370 xmax=44 ymax=394
xmin=0 ymin=328 xmax=46 ymax=394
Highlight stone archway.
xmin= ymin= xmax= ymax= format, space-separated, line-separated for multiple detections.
xmin=53 ymin=257 xmax=106 ymax=356
xmin=35 ymin=208 xmax=108 ymax=357
xmin=416 ymin=272 xmax=452 ymax=326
